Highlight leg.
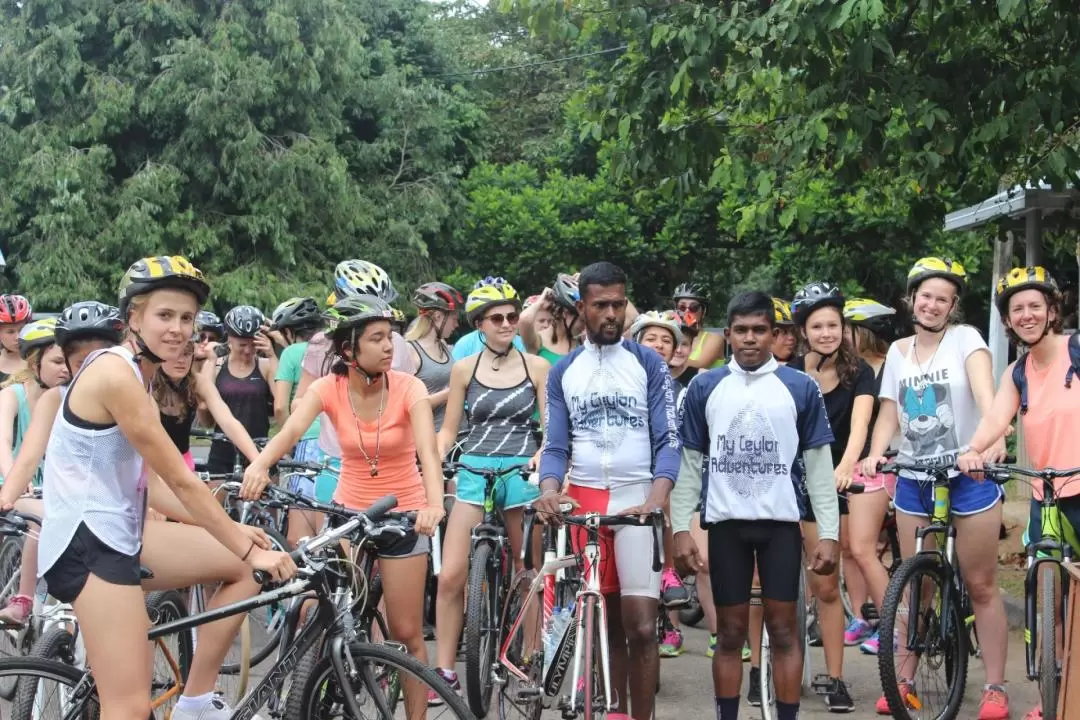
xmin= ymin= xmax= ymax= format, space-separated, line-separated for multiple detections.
xmin=840 ymin=514 xmax=868 ymax=621
xmin=756 ymin=520 xmax=807 ymax=719
xmin=762 ymin=598 xmax=801 ymax=703
xmin=847 ymin=490 xmax=892 ymax=613
xmin=706 ymin=520 xmax=756 ymax=720
xmin=605 ymin=593 xmax=631 ymax=715
xmin=139 ymin=520 xmax=262 ymax=698
xmin=954 ymin=504 xmax=1008 ymax=686
xmin=889 ymin=503 xmax=931 ymax=684
xmin=74 ymin=576 xmax=154 ymax=720
xmin=433 ymin=500 xmax=483 ymax=671
xmin=380 ymin=551 xmax=431 ymax=718
xmin=802 ymin=521 xmax=844 ymax=680
xmin=690 ymin=512 xmax=717 ymax=635
xmin=620 ymin=595 xmax=661 ymax=720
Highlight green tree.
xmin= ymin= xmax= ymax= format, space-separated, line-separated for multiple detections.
xmin=0 ymin=0 xmax=483 ymax=310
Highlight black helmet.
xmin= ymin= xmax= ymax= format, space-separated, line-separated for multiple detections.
xmin=324 ymin=294 xmax=393 ymax=332
xmin=271 ymin=297 xmax=321 ymax=330
xmin=792 ymin=281 xmax=845 ymax=325
xmin=195 ymin=310 xmax=225 ymax=339
xmin=224 ymin=305 xmax=265 ymax=338
xmin=551 ymin=274 xmax=581 ymax=312
xmin=55 ymin=301 xmax=125 ymax=348
xmin=412 ymin=282 xmax=464 ymax=312
xmin=673 ymin=282 xmax=708 ymax=306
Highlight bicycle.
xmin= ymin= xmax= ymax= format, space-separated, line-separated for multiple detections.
xmin=0 ymin=496 xmax=475 ymax=720
xmin=444 ymin=459 xmax=532 ymax=717
xmin=981 ymin=462 xmax=1080 ymax=720
xmin=875 ymin=456 xmax=1012 ymax=720
xmin=500 ymin=504 xmax=663 ymax=720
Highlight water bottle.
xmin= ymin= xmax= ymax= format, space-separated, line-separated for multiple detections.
xmin=35 ymin=578 xmax=48 ymax=608
xmin=543 ymin=607 xmax=572 ymax=678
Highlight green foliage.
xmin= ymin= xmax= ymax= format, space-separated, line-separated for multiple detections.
xmin=0 ymin=0 xmax=483 ymax=311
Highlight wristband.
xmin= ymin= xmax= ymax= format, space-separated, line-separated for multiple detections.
xmin=241 ymin=540 xmax=256 ymax=562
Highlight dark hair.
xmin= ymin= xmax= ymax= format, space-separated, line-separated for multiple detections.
xmin=290 ymin=324 xmax=321 ymax=343
xmin=322 ymin=320 xmax=392 ymax=376
xmin=797 ymin=305 xmax=861 ymax=387
xmin=578 ymin=262 xmax=627 ymax=300
xmin=1001 ymin=287 xmax=1064 ymax=347
xmin=726 ymin=291 xmax=774 ymax=329
xmin=152 ymin=342 xmax=198 ymax=412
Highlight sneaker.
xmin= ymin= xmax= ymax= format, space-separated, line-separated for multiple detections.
xmin=1023 ymin=704 xmax=1042 ymax=720
xmin=843 ymin=618 xmax=872 ymax=646
xmin=978 ymin=685 xmax=1009 ymax=720
xmin=741 ymin=641 xmax=751 ymax=662
xmin=747 ymin=666 xmax=762 ymax=707
xmin=706 ymin=634 xmax=716 ymax=659
xmin=0 ymin=595 xmax=31 ymax=626
xmin=876 ymin=680 xmax=918 ymax=715
xmin=661 ymin=568 xmax=690 ymax=608
xmin=824 ymin=677 xmax=854 ymax=713
xmin=659 ymin=629 xmax=685 ymax=658
xmin=860 ymin=629 xmax=880 ymax=655
xmin=427 ymin=668 xmax=460 ymax=706
xmin=172 ymin=696 xmax=263 ymax=720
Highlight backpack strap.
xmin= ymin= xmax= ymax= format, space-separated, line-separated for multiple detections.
xmin=1012 ymin=350 xmax=1031 ymax=415
xmin=1066 ymin=333 xmax=1080 ymax=390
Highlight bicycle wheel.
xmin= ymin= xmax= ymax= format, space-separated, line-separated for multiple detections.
xmin=12 ymin=627 xmax=79 ymax=720
xmin=580 ymin=595 xmax=613 ymax=720
xmin=225 ymin=526 xmax=290 ymax=669
xmin=498 ymin=569 xmax=542 ymax=720
xmin=146 ymin=590 xmax=193 ymax=717
xmin=0 ymin=536 xmax=25 ymax=699
xmin=0 ymin=655 xmax=100 ymax=720
xmin=878 ymin=553 xmax=968 ymax=720
xmin=465 ymin=541 xmax=497 ymax=717
xmin=758 ymin=615 xmax=777 ymax=720
xmin=297 ymin=640 xmax=473 ymax=719
xmin=797 ymin=568 xmax=811 ymax=691
xmin=1040 ymin=566 xmax=1059 ymax=720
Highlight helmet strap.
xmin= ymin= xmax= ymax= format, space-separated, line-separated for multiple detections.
xmin=814 ymin=350 xmax=837 ymax=372
xmin=346 ymin=328 xmax=383 ymax=385
xmin=130 ymin=331 xmax=165 ymax=365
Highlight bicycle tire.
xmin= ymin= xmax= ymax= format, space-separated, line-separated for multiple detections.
xmin=297 ymin=641 xmax=474 ymax=719
xmin=878 ymin=553 xmax=968 ymax=720
xmin=146 ymin=590 xmax=194 ymax=716
xmin=0 ymin=655 xmax=100 ymax=719
xmin=1041 ymin=567 xmax=1059 ymax=720
xmin=12 ymin=627 xmax=78 ymax=720
xmin=223 ymin=525 xmax=289 ymax=670
xmin=0 ymin=536 xmax=26 ymax=700
xmin=285 ymin=606 xmax=338 ymax=720
xmin=758 ymin=618 xmax=776 ymax=720
xmin=497 ymin=569 xmax=542 ymax=720
xmin=581 ymin=595 xmax=603 ymax=720
xmin=465 ymin=541 xmax=497 ymax=717
xmin=797 ymin=568 xmax=811 ymax=691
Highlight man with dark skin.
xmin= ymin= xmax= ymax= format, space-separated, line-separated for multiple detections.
xmin=536 ymin=261 xmax=681 ymax=720
xmin=670 ymin=290 xmax=839 ymax=720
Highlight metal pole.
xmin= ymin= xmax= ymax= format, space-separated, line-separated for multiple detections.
xmin=988 ymin=229 xmax=1013 ymax=385
xmin=1025 ymin=212 xmax=1044 ymax=266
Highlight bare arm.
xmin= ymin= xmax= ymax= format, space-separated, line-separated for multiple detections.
xmin=147 ymin=473 xmax=195 ymax=523
xmin=0 ymin=387 xmax=19 ymax=477
xmin=93 ymin=357 xmax=253 ymax=559
xmin=273 ymin=380 xmax=292 ymax=429
xmin=838 ymin=394 xmax=874 ymax=472
xmin=436 ymin=360 xmax=470 ymax=457
xmin=687 ymin=333 xmax=725 ymax=369
xmin=427 ymin=387 xmax=450 ymax=409
xmin=518 ymin=289 xmax=550 ymax=354
xmin=254 ymin=383 xmax=325 ymax=470
xmin=0 ymin=388 xmax=62 ymax=505
xmin=292 ymin=368 xmax=318 ymax=414
xmin=195 ymin=372 xmax=260 ymax=462
xmin=967 ymin=364 xmax=1021 ymax=454
xmin=411 ymin=398 xmax=444 ymax=509
xmin=866 ymin=398 xmax=899 ymax=459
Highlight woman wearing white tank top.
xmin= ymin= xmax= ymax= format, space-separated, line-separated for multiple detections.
xmin=0 ymin=257 xmax=296 ymax=720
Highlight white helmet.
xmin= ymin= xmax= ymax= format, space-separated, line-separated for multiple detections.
xmin=630 ymin=310 xmax=683 ymax=346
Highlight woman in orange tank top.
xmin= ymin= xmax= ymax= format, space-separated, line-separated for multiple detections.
xmin=959 ymin=266 xmax=1079 ymax=720
xmin=243 ymin=294 xmax=444 ymax=718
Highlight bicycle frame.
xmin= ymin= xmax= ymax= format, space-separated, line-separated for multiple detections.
xmin=1022 ymin=477 xmax=1074 ymax=681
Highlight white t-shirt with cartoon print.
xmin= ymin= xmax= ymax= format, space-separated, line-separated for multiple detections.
xmin=879 ymin=325 xmax=988 ymax=480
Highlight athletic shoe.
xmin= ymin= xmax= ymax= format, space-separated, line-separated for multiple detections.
xmin=659 ymin=629 xmax=685 ymax=657
xmin=660 ymin=568 xmax=690 ymax=608
xmin=843 ymin=618 xmax=872 ymax=646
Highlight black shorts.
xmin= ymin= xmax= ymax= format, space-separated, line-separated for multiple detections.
xmin=44 ymin=523 xmax=142 ymax=604
xmin=800 ymin=493 xmax=849 ymax=524
xmin=706 ymin=520 xmax=802 ymax=606
xmin=326 ymin=514 xmax=431 ymax=559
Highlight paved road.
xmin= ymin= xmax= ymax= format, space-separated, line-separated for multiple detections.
xmin=641 ymin=624 xmax=1038 ymax=720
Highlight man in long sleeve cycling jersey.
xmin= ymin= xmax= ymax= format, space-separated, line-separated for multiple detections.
xmin=536 ymin=261 xmax=680 ymax=720
xmin=671 ymin=290 xmax=840 ymax=720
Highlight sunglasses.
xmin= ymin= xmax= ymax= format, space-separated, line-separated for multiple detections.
xmin=676 ymin=301 xmax=703 ymax=313
xmin=485 ymin=312 xmax=520 ymax=326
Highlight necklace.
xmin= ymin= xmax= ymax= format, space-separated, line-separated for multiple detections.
xmin=913 ymin=330 xmax=945 ymax=377
xmin=347 ymin=376 xmax=387 ymax=477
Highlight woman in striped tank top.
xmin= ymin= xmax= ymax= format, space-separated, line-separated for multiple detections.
xmin=428 ymin=279 xmax=551 ymax=695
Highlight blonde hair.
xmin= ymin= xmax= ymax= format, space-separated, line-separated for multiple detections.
xmin=852 ymin=325 xmax=889 ymax=358
xmin=406 ymin=313 xmax=434 ymax=342
xmin=0 ymin=348 xmax=41 ymax=389
xmin=124 ymin=294 xmax=149 ymax=335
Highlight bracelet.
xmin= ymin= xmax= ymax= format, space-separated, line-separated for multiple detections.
xmin=241 ymin=540 xmax=256 ymax=562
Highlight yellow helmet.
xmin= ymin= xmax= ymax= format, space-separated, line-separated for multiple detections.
xmin=335 ymin=260 xmax=398 ymax=304
xmin=772 ymin=298 xmax=793 ymax=326
xmin=466 ymin=277 xmax=520 ymax=325
xmin=18 ymin=317 xmax=58 ymax=359
xmin=844 ymin=298 xmax=898 ymax=340
xmin=994 ymin=266 xmax=1059 ymax=313
xmin=906 ymin=257 xmax=967 ymax=294
xmin=118 ymin=255 xmax=209 ymax=317
xmin=326 ymin=291 xmax=337 ymax=307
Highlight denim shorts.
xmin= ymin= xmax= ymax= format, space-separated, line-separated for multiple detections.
xmin=285 ymin=439 xmax=340 ymax=504
xmin=894 ymin=473 xmax=1003 ymax=517
xmin=453 ymin=454 xmax=538 ymax=509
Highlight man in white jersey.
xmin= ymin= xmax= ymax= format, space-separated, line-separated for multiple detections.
xmin=671 ymin=291 xmax=840 ymax=720
xmin=536 ymin=261 xmax=681 ymax=720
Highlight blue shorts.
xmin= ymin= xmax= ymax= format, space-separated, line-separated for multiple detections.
xmin=454 ymin=454 xmax=538 ymax=509
xmin=285 ymin=440 xmax=340 ymax=504
xmin=894 ymin=473 xmax=1003 ymax=517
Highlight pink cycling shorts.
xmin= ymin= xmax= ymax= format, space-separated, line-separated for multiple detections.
xmin=853 ymin=465 xmax=896 ymax=496
xmin=182 ymin=450 xmax=195 ymax=472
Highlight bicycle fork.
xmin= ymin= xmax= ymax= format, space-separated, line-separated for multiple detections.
xmin=1023 ymin=542 xmax=1071 ymax=680
xmin=568 ymin=540 xmax=613 ymax=716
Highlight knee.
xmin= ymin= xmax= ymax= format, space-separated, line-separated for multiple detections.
xmin=436 ymin=561 xmax=466 ymax=600
xmin=621 ymin=612 xmax=657 ymax=649
xmin=765 ymin=619 xmax=800 ymax=654
xmin=102 ymin=694 xmax=152 ymax=720
xmin=716 ymin=618 xmax=749 ymax=653
xmin=387 ymin=616 xmax=424 ymax=651
xmin=965 ymin=573 xmax=1001 ymax=606
xmin=812 ymin=576 xmax=840 ymax=605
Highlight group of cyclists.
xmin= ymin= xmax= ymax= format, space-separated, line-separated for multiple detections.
xmin=0 ymin=249 xmax=1074 ymax=720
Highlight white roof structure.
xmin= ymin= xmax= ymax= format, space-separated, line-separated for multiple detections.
xmin=943 ymin=181 xmax=1077 ymax=232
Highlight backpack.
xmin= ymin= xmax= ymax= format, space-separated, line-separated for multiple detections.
xmin=1011 ymin=333 xmax=1080 ymax=415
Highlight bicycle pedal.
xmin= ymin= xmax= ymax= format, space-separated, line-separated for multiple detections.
xmin=515 ymin=687 xmax=542 ymax=699
xmin=811 ymin=674 xmax=833 ymax=693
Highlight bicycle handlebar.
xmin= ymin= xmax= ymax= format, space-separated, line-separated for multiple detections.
xmin=879 ymin=454 xmax=1017 ymax=480
xmin=521 ymin=505 xmax=665 ymax=575
xmin=0 ymin=509 xmax=42 ymax=536
xmin=442 ymin=461 xmax=531 ymax=480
